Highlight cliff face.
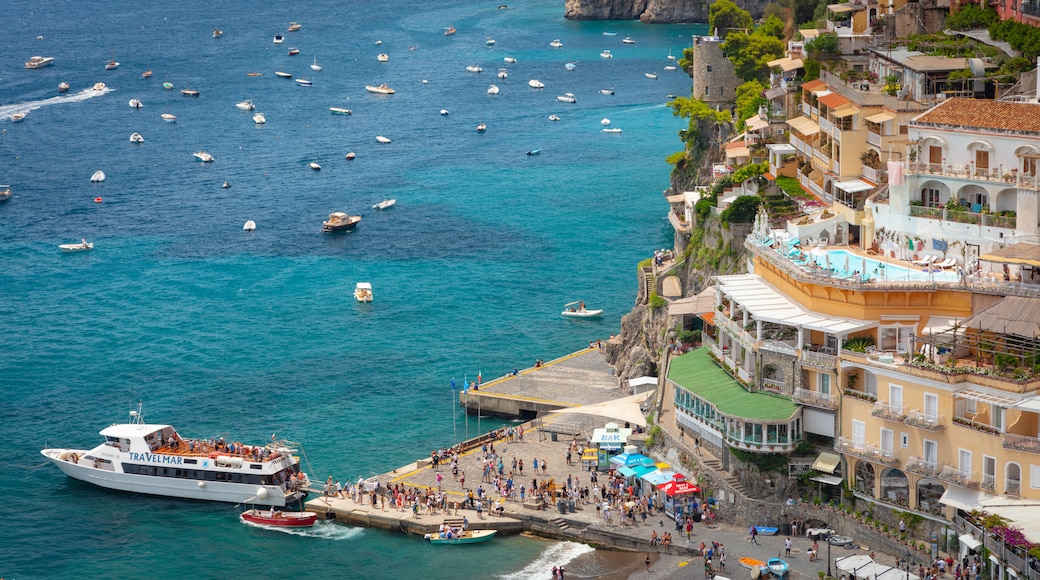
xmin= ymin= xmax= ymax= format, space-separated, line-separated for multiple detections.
xmin=565 ymin=0 xmax=769 ymax=23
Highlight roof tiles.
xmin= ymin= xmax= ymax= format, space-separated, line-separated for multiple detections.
xmin=915 ymin=98 xmax=1040 ymax=134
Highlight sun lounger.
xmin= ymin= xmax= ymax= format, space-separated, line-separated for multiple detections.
xmin=934 ymin=258 xmax=956 ymax=269
xmin=911 ymin=255 xmax=936 ymax=266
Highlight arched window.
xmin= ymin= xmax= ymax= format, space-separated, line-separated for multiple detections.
xmin=1006 ymin=462 xmax=1022 ymax=495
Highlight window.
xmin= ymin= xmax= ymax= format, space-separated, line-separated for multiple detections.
xmin=976 ymin=149 xmax=990 ymax=170
xmin=1031 ymin=465 xmax=1040 ymax=489
xmin=922 ymin=188 xmax=941 ymax=208
xmin=889 ymin=384 xmax=903 ymax=410
xmin=959 ymin=449 xmax=972 ymax=474
xmin=819 ymin=374 xmax=831 ymax=394
xmin=707 ymin=65 xmax=713 ymax=72
xmin=983 ymin=456 xmax=996 ymax=487
xmin=929 ymin=146 xmax=942 ymax=165
xmin=705 ymin=86 xmax=710 ymax=96
xmin=923 ymin=439 xmax=937 ymax=466
xmin=924 ymin=393 xmax=938 ymax=419
xmin=880 ymin=327 xmax=914 ymax=351
xmin=901 ymin=433 xmax=909 ymax=448
xmin=852 ymin=420 xmax=866 ymax=446
xmin=880 ymin=428 xmax=894 ymax=454
xmin=969 ymin=191 xmax=989 ymax=207
xmin=719 ymin=87 xmax=724 ymax=96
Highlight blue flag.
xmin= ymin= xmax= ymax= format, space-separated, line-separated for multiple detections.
xmin=451 ymin=378 xmax=456 ymax=391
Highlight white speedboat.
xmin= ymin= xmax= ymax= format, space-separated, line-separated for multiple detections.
xmin=564 ymin=62 xmax=576 ymax=71
xmin=163 ymin=82 xmax=174 ymax=90
xmin=664 ymin=65 xmax=677 ymax=71
xmin=194 ymin=151 xmax=214 ymax=163
xmin=90 ymin=170 xmax=106 ymax=182
xmin=440 ymin=109 xmax=449 ymax=116
xmin=345 ymin=152 xmax=356 ymax=160
xmin=236 ymin=99 xmax=255 ymax=111
xmin=322 ymin=212 xmax=361 ymax=232
xmin=354 ymin=282 xmax=373 ymax=303
xmin=548 ymin=114 xmax=560 ymax=121
xmin=41 ymin=404 xmax=310 ymax=506
xmin=129 ymin=132 xmax=144 ymax=143
xmin=365 ymin=84 xmax=395 ymax=94
xmin=59 ymin=82 xmax=70 ymax=93
xmin=372 ymin=199 xmax=396 ymax=210
xmin=601 ymin=118 xmax=611 ymax=126
xmin=309 ymin=162 xmax=321 ymax=170
xmin=94 ymin=82 xmax=107 ymax=91
xmin=295 ymin=78 xmax=312 ymax=87
xmin=275 ymin=71 xmax=292 ymax=79
xmin=105 ymin=59 xmax=120 ymax=70
xmin=600 ymin=89 xmax=615 ymax=95
xmin=288 ymin=21 xmax=301 ymax=32
xmin=329 ymin=107 xmax=352 ymax=115
xmin=603 ymin=32 xmax=618 ymax=36
xmin=162 ymin=113 xmax=177 ymax=122
xmin=561 ymin=301 xmax=603 ymax=318
xmin=213 ymin=28 xmax=223 ymax=38
xmin=25 ymin=55 xmax=54 ymax=69
xmin=504 ymin=56 xmax=517 ymax=63
xmin=444 ymin=25 xmax=457 ymax=36
xmin=602 ymin=128 xmax=622 ymax=133
xmin=273 ymin=34 xmax=284 ymax=44
xmin=600 ymin=50 xmax=613 ymax=58
xmin=498 ymin=68 xmax=508 ymax=79
xmin=129 ymin=98 xmax=143 ymax=109
xmin=377 ymin=53 xmax=389 ymax=62
xmin=549 ymin=39 xmax=563 ymax=48
xmin=466 ymin=65 xmax=482 ymax=73
xmin=528 ymin=79 xmax=544 ymax=89
xmin=253 ymin=112 xmax=266 ymax=124
xmin=476 ymin=123 xmax=487 ymax=133
xmin=622 ymin=37 xmax=636 ymax=44
xmin=556 ymin=93 xmax=576 ymax=103
xmin=243 ymin=220 xmax=256 ymax=231
xmin=60 ymin=240 xmax=94 ymax=252
xmin=311 ymin=56 xmax=322 ymax=72
xmin=376 ymin=135 xmax=391 ymax=143
xmin=0 ymin=185 xmax=10 ymax=202
xmin=645 ymin=72 xmax=658 ymax=79
xmin=11 ymin=113 xmax=27 ymax=123
xmin=487 ymin=84 xmax=499 ymax=95
xmin=486 ymin=37 xmax=496 ymax=46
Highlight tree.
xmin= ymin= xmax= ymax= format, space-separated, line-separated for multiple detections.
xmin=709 ymin=0 xmax=753 ymax=34
xmin=720 ymin=195 xmax=761 ymax=224
xmin=758 ymin=15 xmax=786 ymax=40
xmin=670 ymin=97 xmax=732 ymax=148
xmin=802 ymin=58 xmax=821 ymax=82
xmin=735 ymin=79 xmax=767 ymax=131
xmin=805 ymin=31 xmax=839 ymax=58
xmin=721 ymin=31 xmax=786 ymax=82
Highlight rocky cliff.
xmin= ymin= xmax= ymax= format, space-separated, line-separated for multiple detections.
xmin=564 ymin=0 xmax=770 ymax=23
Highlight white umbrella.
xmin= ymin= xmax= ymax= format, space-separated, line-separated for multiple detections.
xmin=824 ymin=252 xmax=831 ymax=271
xmin=845 ymin=254 xmax=850 ymax=273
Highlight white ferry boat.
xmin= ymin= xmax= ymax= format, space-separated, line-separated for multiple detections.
xmin=41 ymin=405 xmax=309 ymax=506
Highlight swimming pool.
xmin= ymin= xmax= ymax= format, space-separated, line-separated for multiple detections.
xmin=803 ymin=249 xmax=961 ymax=283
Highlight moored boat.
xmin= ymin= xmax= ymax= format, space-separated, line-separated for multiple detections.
xmin=528 ymin=79 xmax=544 ymax=89
xmin=444 ymin=25 xmax=457 ymax=36
xmin=645 ymin=72 xmax=658 ymax=79
xmin=213 ymin=28 xmax=223 ymax=38
xmin=329 ymin=107 xmax=352 ymax=115
xmin=600 ymin=89 xmax=615 ymax=95
xmin=622 ymin=36 xmax=636 ymax=44
xmin=600 ymin=50 xmax=613 ymax=58
xmin=236 ymin=99 xmax=255 ymax=111
xmin=182 ymin=87 xmax=200 ymax=96
xmin=288 ymin=48 xmax=300 ymax=56
xmin=25 ymin=55 xmax=54 ymax=69
xmin=273 ymin=34 xmax=284 ymax=44
xmin=311 ymin=56 xmax=322 ymax=71
xmin=556 ymin=93 xmax=576 ymax=103
xmin=354 ymin=282 xmax=373 ymax=303
xmin=194 ymin=151 xmax=214 ymax=162
xmin=377 ymin=53 xmax=389 ymax=62
xmin=498 ymin=68 xmax=508 ymax=79
xmin=548 ymin=114 xmax=559 ymax=121
xmin=602 ymin=128 xmax=622 ymax=133
xmin=345 ymin=152 xmax=356 ymax=160
xmin=564 ymin=62 xmax=576 ymax=71
xmin=163 ymin=82 xmax=174 ymax=90
xmin=129 ymin=132 xmax=144 ymax=143
xmin=41 ymin=404 xmax=310 ymax=506
xmin=465 ymin=65 xmax=482 ymax=73
xmin=275 ymin=71 xmax=292 ymax=78
xmin=504 ymin=56 xmax=517 ymax=63
xmin=253 ymin=112 xmax=266 ymax=124
xmin=527 ymin=148 xmax=541 ymax=156
xmin=142 ymin=70 xmax=153 ymax=78
xmin=476 ymin=123 xmax=487 ymax=133
xmin=487 ymin=84 xmax=499 ymax=95
xmin=424 ymin=520 xmax=497 ymax=544
xmin=60 ymin=240 xmax=94 ymax=252
xmin=375 ymin=135 xmax=391 ymax=143
xmin=664 ymin=65 xmax=677 ymax=71
xmin=0 ymin=185 xmax=12 ymax=202
xmin=129 ymin=98 xmax=143 ymax=108
xmin=549 ymin=39 xmax=563 ymax=48
xmin=288 ymin=22 xmax=301 ymax=32
xmin=561 ymin=301 xmax=602 ymax=318
xmin=58 ymin=82 xmax=70 ymax=93
xmin=90 ymin=170 xmax=106 ymax=182
xmin=295 ymin=78 xmax=312 ymax=87
xmin=105 ymin=59 xmax=119 ymax=70
xmin=309 ymin=162 xmax=321 ymax=170
xmin=372 ymin=199 xmax=396 ymax=210
xmin=243 ymin=220 xmax=256 ymax=231
xmin=241 ymin=509 xmax=316 ymax=527
xmin=162 ymin=113 xmax=177 ymax=122
xmin=322 ymin=212 xmax=361 ymax=232
xmin=365 ymin=83 xmax=395 ymax=94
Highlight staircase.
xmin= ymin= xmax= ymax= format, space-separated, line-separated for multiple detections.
xmin=702 ymin=457 xmax=749 ymax=497
xmin=641 ymin=266 xmax=655 ymax=301
xmin=548 ymin=517 xmax=571 ymax=531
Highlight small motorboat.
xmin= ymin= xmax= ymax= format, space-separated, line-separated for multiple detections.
xmin=129 ymin=98 xmax=143 ymax=108
xmin=60 ymin=240 xmax=94 ymax=252
xmin=105 ymin=59 xmax=119 ymax=70
xmin=194 ymin=151 xmax=214 ymax=163
xmin=600 ymin=50 xmax=613 ymax=58
xmin=162 ymin=113 xmax=177 ymax=122
xmin=142 ymin=70 xmax=153 ymax=78
xmin=90 ymin=170 xmax=106 ymax=182
xmin=223 ymin=182 xmax=231 ymax=189
xmin=354 ymin=282 xmax=373 ymax=303
xmin=309 ymin=162 xmax=321 ymax=170
xmin=409 ymin=45 xmax=417 ymax=51
xmin=667 ymin=52 xmax=676 ymax=60
xmin=440 ymin=109 xmax=449 ymax=116
xmin=163 ymin=82 xmax=174 ymax=90
xmin=181 ymin=88 xmax=200 ymax=96
xmin=487 ymin=84 xmax=499 ymax=95
xmin=375 ymin=135 xmax=391 ymax=143
xmin=601 ymin=118 xmax=611 ymax=126
xmin=556 ymin=93 xmax=576 ymax=103
xmin=498 ymin=68 xmax=508 ymax=79
xmin=0 ymin=185 xmax=12 ymax=202
xmin=11 ymin=113 xmax=27 ymax=123
xmin=247 ymin=72 xmax=263 ymax=77
xmin=236 ymin=100 xmax=255 ymax=111
xmin=275 ymin=71 xmax=292 ymax=78
xmin=645 ymin=72 xmax=658 ymax=79
xmin=527 ymin=148 xmax=541 ymax=156
xmin=466 ymin=65 xmax=482 ymax=73
xmin=549 ymin=39 xmax=563 ymax=48
xmin=288 ymin=22 xmax=301 ymax=32
xmin=322 ymin=212 xmax=361 ymax=232
xmin=548 ymin=114 xmax=559 ymax=121
xmin=372 ymin=199 xmax=396 ymax=210
xmin=528 ymin=79 xmax=544 ymax=89
xmin=504 ymin=56 xmax=517 ymax=63
xmin=329 ymin=107 xmax=352 ymax=115
xmin=213 ymin=28 xmax=223 ymax=38
xmin=25 ymin=56 xmax=55 ymax=69
xmin=664 ymin=65 xmax=677 ymax=71
xmin=377 ymin=53 xmax=389 ymax=62
xmin=254 ymin=113 xmax=267 ymax=126
xmin=603 ymin=32 xmax=618 ymax=36
xmin=765 ymin=558 xmax=789 ymax=578
xmin=375 ymin=40 xmax=383 ymax=45
xmin=622 ymin=37 xmax=636 ymax=44
xmin=345 ymin=152 xmax=356 ymax=160
xmin=273 ymin=34 xmax=284 ymax=44
xmin=93 ymin=197 xmax=103 ymax=203
xmin=129 ymin=132 xmax=144 ymax=143
xmin=296 ymin=78 xmax=312 ymax=86
xmin=602 ymin=128 xmax=622 ymax=133
xmin=366 ymin=84 xmax=395 ymax=94
xmin=424 ymin=529 xmax=497 ymax=545
xmin=243 ymin=220 xmax=256 ymax=231
xmin=288 ymin=48 xmax=301 ymax=56
xmin=444 ymin=26 xmax=457 ymax=36
xmin=564 ymin=62 xmax=576 ymax=71
xmin=476 ymin=123 xmax=487 ymax=133
xmin=93 ymin=83 xmax=107 ymax=91
xmin=486 ymin=37 xmax=496 ymax=46
xmin=58 ymin=82 xmax=70 ymax=93
xmin=600 ymin=89 xmax=615 ymax=95
xmin=241 ymin=509 xmax=316 ymax=528
xmin=561 ymin=301 xmax=602 ymax=318
xmin=311 ymin=56 xmax=322 ymax=72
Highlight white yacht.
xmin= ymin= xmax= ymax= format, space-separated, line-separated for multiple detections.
xmin=90 ymin=170 xmax=106 ymax=183
xmin=466 ymin=65 xmax=482 ymax=73
xmin=253 ymin=112 xmax=266 ymax=124
xmin=25 ymin=56 xmax=54 ymax=69
xmin=528 ymin=79 xmax=544 ymax=89
xmin=556 ymin=93 xmax=576 ymax=103
xmin=498 ymin=68 xmax=508 ymax=79
xmin=487 ymin=84 xmax=499 ymax=95
xmin=354 ymin=282 xmax=373 ymax=303
xmin=129 ymin=98 xmax=143 ymax=109
xmin=600 ymin=50 xmax=613 ymax=59
xmin=129 ymin=132 xmax=144 ymax=143
xmin=41 ymin=405 xmax=310 ymax=506
xmin=194 ymin=151 xmax=214 ymax=163
xmin=236 ymin=99 xmax=255 ymax=111
xmin=549 ymin=39 xmax=563 ymax=48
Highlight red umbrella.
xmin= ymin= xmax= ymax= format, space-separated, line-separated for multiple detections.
xmin=657 ymin=480 xmax=701 ymax=496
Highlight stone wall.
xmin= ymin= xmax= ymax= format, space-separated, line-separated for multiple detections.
xmin=564 ymin=0 xmax=771 ymax=23
xmin=759 ymin=349 xmax=801 ymax=395
xmin=691 ymin=36 xmax=741 ymax=109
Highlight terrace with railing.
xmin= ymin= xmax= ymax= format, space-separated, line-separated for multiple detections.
xmin=872 ymin=400 xmax=907 ymax=422
xmin=1003 ymin=432 xmax=1040 ymax=454
xmin=834 ymin=436 xmax=899 ymax=464
xmin=904 ymin=409 xmax=945 ymax=431
xmin=905 ymin=455 xmax=941 ymax=477
xmin=793 ymin=387 xmax=838 ymax=410
xmin=904 ymin=161 xmax=1040 ymax=190
xmin=938 ymin=465 xmax=979 ymax=488
xmin=908 ymin=204 xmax=1017 ymax=229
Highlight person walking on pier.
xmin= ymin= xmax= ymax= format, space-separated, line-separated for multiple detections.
xmin=518 ymin=459 xmax=524 ymax=475
xmin=460 ymin=471 xmax=466 ymax=489
xmin=749 ymin=525 xmax=759 ymax=544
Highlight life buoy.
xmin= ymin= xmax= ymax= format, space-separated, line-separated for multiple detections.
xmin=209 ymin=452 xmax=219 ymax=459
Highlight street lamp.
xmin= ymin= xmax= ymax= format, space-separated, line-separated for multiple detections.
xmin=827 ymin=533 xmax=833 ymax=578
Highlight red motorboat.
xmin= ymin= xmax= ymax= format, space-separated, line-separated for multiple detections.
xmin=240 ymin=509 xmax=317 ymax=527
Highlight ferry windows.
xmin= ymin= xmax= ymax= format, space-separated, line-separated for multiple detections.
xmin=184 ymin=459 xmax=197 ymax=465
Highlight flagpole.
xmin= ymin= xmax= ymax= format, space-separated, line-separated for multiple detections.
xmin=464 ymin=374 xmax=469 ymax=442
xmin=452 ymin=378 xmax=457 ymax=445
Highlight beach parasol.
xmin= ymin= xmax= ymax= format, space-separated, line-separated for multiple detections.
xmin=844 ymin=254 xmax=849 ymax=274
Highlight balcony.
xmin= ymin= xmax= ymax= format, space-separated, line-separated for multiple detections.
xmin=862 ymin=165 xmax=884 ymax=183
xmin=909 ymin=205 xmax=943 ymax=219
xmin=763 ymin=378 xmax=786 ymax=393
xmin=834 ymin=436 xmax=899 ymax=465
xmin=938 ymin=465 xmax=979 ymax=488
xmin=761 ymin=340 xmax=799 ymax=357
xmin=793 ymin=387 xmax=838 ymax=410
xmin=953 ymin=415 xmax=1001 ymax=436
xmin=982 ymin=473 xmax=996 ymax=492
xmin=1006 ymin=478 xmax=1021 ymax=496
xmin=842 ymin=388 xmax=878 ymax=403
xmin=1003 ymin=432 xmax=1040 ymax=454
xmin=904 ymin=161 xmax=1040 ymax=191
xmin=1023 ymin=1 xmax=1040 ymax=16
xmin=905 ymin=409 xmax=946 ymax=431
xmin=668 ymin=209 xmax=692 ymax=233
xmin=801 ymin=350 xmax=837 ymax=371
xmin=872 ymin=401 xmax=907 ymax=422
xmin=905 ymin=456 xmax=940 ymax=477
xmin=867 ymin=131 xmax=881 ymax=147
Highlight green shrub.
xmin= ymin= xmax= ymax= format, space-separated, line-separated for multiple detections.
xmin=947 ymin=3 xmax=998 ymax=31
xmin=720 ymin=195 xmax=761 ymax=224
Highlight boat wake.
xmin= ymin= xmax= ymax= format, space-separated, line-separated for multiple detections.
xmin=499 ymin=541 xmax=595 ymax=579
xmin=240 ymin=519 xmax=365 ymax=540
xmin=0 ymin=87 xmax=112 ymax=119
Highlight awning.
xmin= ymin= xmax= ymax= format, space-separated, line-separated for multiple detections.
xmin=835 ymin=180 xmax=874 ymax=194
xmin=786 ymin=116 xmax=820 ymax=136
xmin=767 ymin=143 xmax=797 ymax=154
xmin=618 ymin=465 xmax=638 ymax=477
xmin=866 ymin=111 xmax=896 ymax=123
xmin=782 ymin=58 xmax=804 ymax=72
xmin=979 ymin=243 xmax=1040 ymax=267
xmin=811 ymin=474 xmax=844 ymax=485
xmin=746 ymin=116 xmax=769 ymax=132
xmin=832 ymin=106 xmax=861 ymax=118
xmin=829 ymin=3 xmax=854 ymax=12
xmin=551 ymin=392 xmax=652 ymax=428
xmin=765 ymin=86 xmax=786 ymax=100
xmin=699 ymin=311 xmax=715 ymax=325
xmin=658 ymin=479 xmax=701 ymax=496
xmin=939 ymin=487 xmax=987 ymax=511
xmin=959 ymin=533 xmax=982 ymax=550
xmin=666 ymin=193 xmax=686 ymax=203
xmin=922 ymin=316 xmax=962 ymax=334
xmin=581 ymin=449 xmax=599 ymax=461
xmin=726 ymin=146 xmax=751 ymax=159
xmin=954 ymin=389 xmax=1020 ymax=407
xmin=641 ymin=470 xmax=678 ymax=485
xmin=812 ymin=452 xmax=842 ymax=474
xmin=835 ymin=555 xmax=875 ymax=573
xmin=763 ymin=172 xmax=776 ymax=181
xmin=1014 ymin=397 xmax=1040 ymax=412
xmin=633 ymin=464 xmax=657 ymax=478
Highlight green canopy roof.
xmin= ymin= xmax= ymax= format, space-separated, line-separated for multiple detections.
xmin=668 ymin=349 xmax=798 ymax=421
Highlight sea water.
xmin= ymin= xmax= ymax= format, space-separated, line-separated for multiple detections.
xmin=0 ymin=0 xmax=704 ymax=577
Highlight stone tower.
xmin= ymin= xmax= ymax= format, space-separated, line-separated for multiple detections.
xmin=690 ymin=34 xmax=741 ymax=110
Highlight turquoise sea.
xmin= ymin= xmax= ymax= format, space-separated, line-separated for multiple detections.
xmin=0 ymin=0 xmax=703 ymax=577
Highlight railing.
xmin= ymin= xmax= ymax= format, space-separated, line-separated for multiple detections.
xmin=842 ymin=387 xmax=878 ymax=403
xmin=905 ymin=409 xmax=945 ymax=430
xmin=904 ymin=161 xmax=1040 ymax=190
xmin=668 ymin=210 xmax=692 ymax=233
xmin=709 ymin=342 xmax=724 ymax=361
xmin=760 ymin=340 xmax=799 ymax=357
xmin=793 ymin=387 xmax=838 ymax=409
xmin=867 ymin=131 xmax=881 ymax=147
xmin=738 ymin=367 xmax=754 ymax=384
xmin=1006 ymin=478 xmax=1021 ymax=495
xmin=938 ymin=465 xmax=979 ymax=488
xmin=956 ymin=514 xmax=1039 ymax=580
xmin=801 ymin=350 xmax=837 ymax=370
xmin=819 ymin=117 xmax=833 ymax=134
xmin=1003 ymin=432 xmax=1040 ymax=454
xmin=872 ymin=400 xmax=907 ymax=421
xmin=953 ymin=413 xmax=1002 ymax=436
xmin=982 ymin=472 xmax=996 ymax=491
xmin=834 ymin=437 xmax=899 ymax=464
xmin=905 ymin=456 xmax=939 ymax=477
xmin=909 ymin=205 xmax=943 ymax=219
xmin=1023 ymin=1 xmax=1040 ymax=16
xmin=763 ymin=378 xmax=786 ymax=393
xmin=861 ymin=165 xmax=884 ymax=183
